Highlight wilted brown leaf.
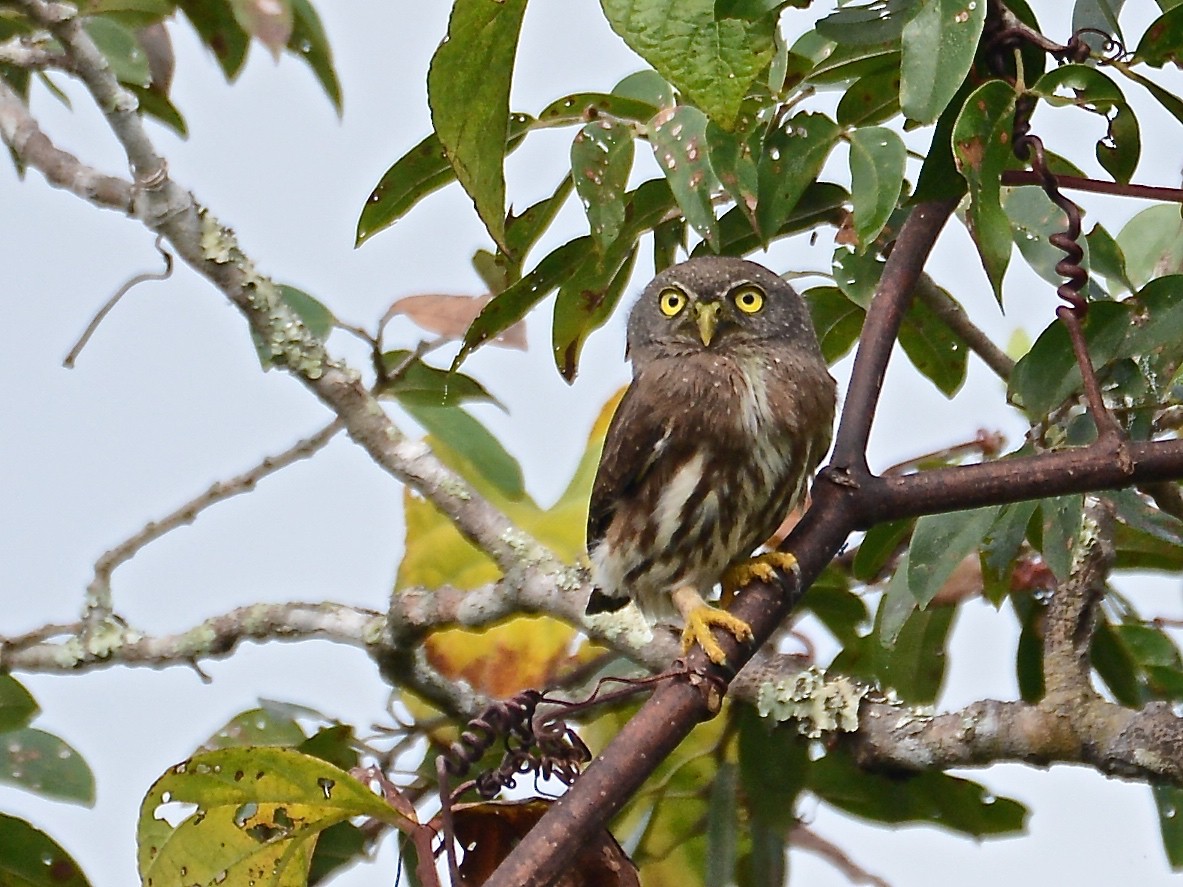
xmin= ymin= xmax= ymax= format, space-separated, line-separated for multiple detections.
xmin=450 ymin=799 xmax=639 ymax=886
xmin=137 ymin=23 xmax=174 ymax=95
xmin=384 ymin=294 xmax=528 ymax=350
xmin=230 ymin=0 xmax=293 ymax=59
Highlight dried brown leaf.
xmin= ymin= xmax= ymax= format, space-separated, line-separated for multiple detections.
xmin=384 ymin=294 xmax=527 ymax=350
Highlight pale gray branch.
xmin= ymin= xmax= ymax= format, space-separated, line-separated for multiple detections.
xmin=81 ymin=419 xmax=344 ymax=624
xmin=0 ymin=34 xmax=70 ymax=69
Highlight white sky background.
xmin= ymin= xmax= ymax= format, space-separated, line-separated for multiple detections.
xmin=1 ymin=1 xmax=1182 ymax=884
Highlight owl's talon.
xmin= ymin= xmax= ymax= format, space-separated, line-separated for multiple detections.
xmin=672 ymin=586 xmax=754 ymax=665
xmin=720 ymin=551 xmax=799 ymax=606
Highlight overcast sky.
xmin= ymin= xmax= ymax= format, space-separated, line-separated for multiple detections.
xmin=2 ymin=1 xmax=1182 ymax=884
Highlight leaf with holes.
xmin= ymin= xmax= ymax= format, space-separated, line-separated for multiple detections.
xmin=138 ymin=748 xmax=411 ymax=887
xmin=848 ymin=126 xmax=906 ymax=248
xmin=571 ymin=119 xmax=635 ymax=253
xmin=649 ymin=106 xmax=719 ymax=248
xmin=600 ymin=0 xmax=776 ymax=128
xmin=756 ymin=112 xmax=842 ymax=237
xmin=900 ymin=0 xmax=986 ymax=124
xmin=428 ymin=0 xmax=528 ymax=249
xmin=952 ymin=78 xmax=1018 ymax=300
xmin=1030 ymin=64 xmax=1139 ymax=184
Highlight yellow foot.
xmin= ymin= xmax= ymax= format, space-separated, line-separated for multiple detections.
xmin=720 ymin=551 xmax=799 ymax=607
xmin=671 ymin=586 xmax=753 ymax=665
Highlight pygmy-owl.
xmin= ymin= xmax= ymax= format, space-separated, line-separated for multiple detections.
xmin=585 ymin=256 xmax=837 ymax=664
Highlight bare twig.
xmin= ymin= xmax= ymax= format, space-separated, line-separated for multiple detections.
xmin=63 ymin=234 xmax=174 ymax=367
xmin=790 ymin=824 xmax=890 ymax=887
xmin=81 ymin=419 xmax=343 ymax=625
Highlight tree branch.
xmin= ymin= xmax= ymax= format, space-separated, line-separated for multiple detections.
xmin=914 ymin=275 xmax=1014 ymax=381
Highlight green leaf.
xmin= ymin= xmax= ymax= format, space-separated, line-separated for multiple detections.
xmin=805 ymin=286 xmax=865 ymax=363
xmin=706 ymin=763 xmax=739 ymax=886
xmin=404 ymin=403 xmax=525 ymax=501
xmin=298 ymin=725 xmax=361 ymax=772
xmin=1007 ymin=301 xmax=1131 ymax=418
xmin=599 ymin=0 xmax=777 ymax=128
xmin=981 ymin=499 xmax=1039 ymax=605
xmin=911 ymin=78 xmax=972 ymax=202
xmin=130 ymin=85 xmax=188 ymax=136
xmin=307 ymin=821 xmax=368 ymax=886
xmin=808 ymin=40 xmax=899 ymax=84
xmin=817 ymin=0 xmax=924 ymax=45
xmin=0 ymin=727 xmax=94 ymax=805
xmin=1106 ymin=487 xmax=1183 ymax=550
xmin=1030 ymin=65 xmax=1139 ymax=184
xmin=802 ymin=573 xmax=870 ymax=647
xmin=952 ymin=78 xmax=1018 ymax=299
xmin=571 ymin=119 xmax=635 ymax=253
xmin=908 ymin=507 xmax=1000 ymax=606
xmin=1116 ymin=64 xmax=1183 ymax=128
xmin=380 ymin=351 xmax=499 ymax=408
xmin=1114 ymin=623 xmax=1183 ymax=669
xmin=537 ymin=91 xmax=661 ymax=127
xmin=836 ymin=67 xmax=903 ymax=127
xmin=649 ymin=106 xmax=719 ymax=247
xmin=1004 ymin=186 xmax=1099 ymax=298
xmin=1154 ymin=785 xmax=1183 ymax=869
xmin=1085 ymin=223 xmax=1134 ymax=292
xmin=0 ymin=814 xmax=91 ymax=887
xmin=1013 ymin=595 xmax=1045 ymax=701
xmin=427 ymin=0 xmax=528 ymax=249
xmin=552 ymin=248 xmax=637 ymax=382
xmin=1073 ymin=0 xmax=1125 ymax=44
xmin=848 ymin=126 xmax=906 ymax=248
xmin=1039 ymin=494 xmax=1083 ymax=582
xmin=737 ymin=705 xmax=807 ymax=830
xmin=1091 ymin=619 xmax=1142 ymax=706
xmin=455 ymin=237 xmax=592 ymax=366
xmin=288 ymin=0 xmax=341 ymax=113
xmin=177 ymin=0 xmax=249 ymax=79
xmin=898 ymin=286 xmax=969 ymax=395
xmin=706 ymin=182 xmax=849 ymax=257
xmin=756 ymin=112 xmax=841 ymax=237
xmin=503 ymin=174 xmax=575 ymax=269
xmin=810 ymin=749 xmax=1027 ymax=835
xmin=707 ymin=112 xmax=762 ymax=238
xmin=1117 ymin=205 xmax=1183 ymax=289
xmin=1136 ymin=6 xmax=1183 ymax=67
xmin=612 ymin=69 xmax=675 ymax=108
xmin=900 ymin=0 xmax=986 ymax=124
xmin=205 ymin=705 xmax=308 ymax=749
xmin=853 ymin=518 xmax=913 ymax=582
xmin=0 ymin=674 xmax=38 ymax=732
xmin=137 ymin=748 xmax=410 ymax=887
xmin=85 ymin=17 xmax=151 ymax=86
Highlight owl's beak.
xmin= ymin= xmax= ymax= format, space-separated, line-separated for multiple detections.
xmin=694 ymin=300 xmax=721 ymax=346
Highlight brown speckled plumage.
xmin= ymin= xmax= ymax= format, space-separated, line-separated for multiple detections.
xmin=586 ymin=256 xmax=836 ymax=632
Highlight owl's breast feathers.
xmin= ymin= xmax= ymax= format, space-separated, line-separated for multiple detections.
xmin=586 ymin=346 xmax=835 ymax=620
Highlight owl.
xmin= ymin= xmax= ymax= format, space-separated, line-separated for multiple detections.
xmin=585 ymin=256 xmax=836 ymax=665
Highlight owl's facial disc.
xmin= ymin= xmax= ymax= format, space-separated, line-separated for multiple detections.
xmin=693 ymin=300 xmax=722 ymax=346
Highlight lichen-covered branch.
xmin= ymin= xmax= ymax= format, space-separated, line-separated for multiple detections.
xmin=2 ymin=0 xmax=554 ymax=580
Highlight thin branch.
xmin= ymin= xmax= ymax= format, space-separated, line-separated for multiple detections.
xmin=81 ymin=419 xmax=344 ymax=625
xmin=63 ymin=234 xmax=174 ymax=367
xmin=1 ymin=602 xmax=384 ymax=672
xmin=790 ymin=824 xmax=890 ymax=887
xmin=0 ymin=76 xmax=131 ymax=210
xmin=1001 ymin=170 xmax=1183 ymax=204
xmin=913 ymin=275 xmax=1015 ymax=381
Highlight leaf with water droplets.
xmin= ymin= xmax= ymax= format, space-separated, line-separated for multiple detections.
xmin=537 ymin=91 xmax=660 ymax=127
xmin=900 ymin=0 xmax=986 ymax=124
xmin=649 ymin=106 xmax=719 ymax=248
xmin=137 ymin=747 xmax=411 ymax=887
xmin=428 ymin=0 xmax=529 ymax=250
xmin=0 ymin=727 xmax=94 ymax=805
xmin=552 ymin=247 xmax=637 ymax=381
xmin=571 ymin=119 xmax=635 ymax=252
xmin=0 ymin=814 xmax=91 ymax=887
xmin=287 ymin=0 xmax=341 ymax=113
xmin=600 ymin=0 xmax=777 ymax=128
xmin=848 ymin=125 xmax=906 ymax=248
xmin=707 ymin=109 xmax=762 ymax=239
xmin=755 ymin=111 xmax=841 ymax=238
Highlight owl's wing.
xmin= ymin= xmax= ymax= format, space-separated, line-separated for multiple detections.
xmin=586 ymin=381 xmax=672 ymax=550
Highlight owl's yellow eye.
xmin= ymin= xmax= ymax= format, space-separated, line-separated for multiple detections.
xmin=733 ymin=285 xmax=764 ymax=313
xmin=658 ymin=288 xmax=687 ymax=317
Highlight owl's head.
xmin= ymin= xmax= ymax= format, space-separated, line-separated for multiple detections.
xmin=626 ymin=256 xmax=819 ymax=359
